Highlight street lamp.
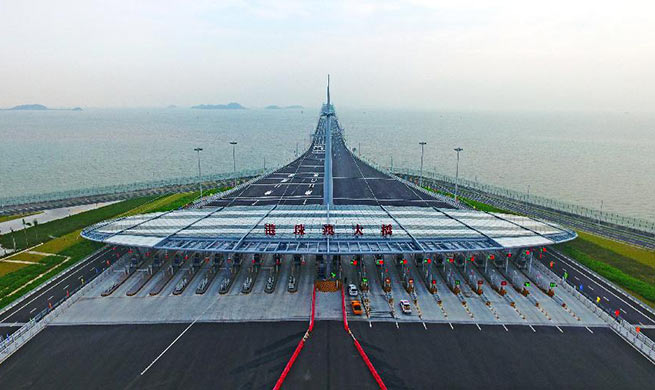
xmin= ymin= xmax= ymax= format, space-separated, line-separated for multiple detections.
xmin=194 ymin=147 xmax=203 ymax=198
xmin=454 ymin=147 xmax=463 ymax=203
xmin=229 ymin=141 xmax=238 ymax=187
xmin=419 ymin=142 xmax=427 ymax=188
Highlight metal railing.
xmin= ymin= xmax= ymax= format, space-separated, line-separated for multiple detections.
xmin=0 ymin=252 xmax=127 ymax=363
xmin=0 ymin=168 xmax=273 ymax=208
xmin=559 ymin=277 xmax=655 ymax=362
xmin=358 ymin=154 xmax=655 ymax=234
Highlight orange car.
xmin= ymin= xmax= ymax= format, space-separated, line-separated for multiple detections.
xmin=351 ymin=300 xmax=363 ymax=315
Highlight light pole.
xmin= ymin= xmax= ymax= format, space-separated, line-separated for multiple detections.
xmin=453 ymin=147 xmax=463 ymax=203
xmin=419 ymin=142 xmax=427 ymax=188
xmin=194 ymin=147 xmax=203 ymax=198
xmin=230 ymin=141 xmax=237 ymax=187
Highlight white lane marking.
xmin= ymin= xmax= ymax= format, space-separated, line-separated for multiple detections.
xmin=556 ymin=326 xmax=563 ymax=333
xmin=554 ymin=253 xmax=655 ymax=325
xmin=304 ymin=190 xmax=312 ymax=195
xmin=620 ymin=308 xmax=627 ymax=314
xmin=585 ymin=326 xmax=594 ymax=334
xmin=502 ymin=324 xmax=508 ymax=332
xmin=603 ymin=296 xmax=610 ymax=302
xmin=395 ymin=321 xmax=399 ymax=329
xmin=0 ymin=248 xmax=110 ymax=322
xmin=264 ymin=190 xmax=272 ymax=196
xmin=303 ymin=199 xmax=307 ymax=205
xmin=251 ymin=201 xmax=259 ymax=206
xmin=529 ymin=325 xmax=536 ymax=332
xmin=313 ymin=173 xmax=318 ymax=177
xmin=274 ymin=184 xmax=281 ymax=188
xmin=588 ymin=285 xmax=594 ymax=291
xmin=29 ymin=308 xmax=37 ymax=314
xmin=141 ymin=288 xmax=222 ymax=375
xmin=475 ymin=323 xmax=481 ymax=331
xmin=422 ymin=322 xmax=427 ymax=330
xmin=281 ymin=179 xmax=288 ymax=183
xmin=288 ymin=173 xmax=295 ymax=177
xmin=141 ymin=321 xmax=196 ymax=375
xmin=448 ymin=322 xmax=454 ymax=330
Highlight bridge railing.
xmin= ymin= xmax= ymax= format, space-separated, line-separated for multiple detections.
xmin=357 ymin=154 xmax=654 ymax=234
xmin=0 ymin=168 xmax=273 ymax=209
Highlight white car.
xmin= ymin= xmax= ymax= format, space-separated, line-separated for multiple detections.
xmin=399 ymin=299 xmax=412 ymax=314
xmin=348 ymin=284 xmax=358 ymax=297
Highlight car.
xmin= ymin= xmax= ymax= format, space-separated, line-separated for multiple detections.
xmin=399 ymin=299 xmax=412 ymax=314
xmin=348 ymin=284 xmax=358 ymax=297
xmin=351 ymin=300 xmax=363 ymax=315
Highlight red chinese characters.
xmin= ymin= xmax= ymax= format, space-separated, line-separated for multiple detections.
xmin=353 ymin=224 xmax=364 ymax=236
xmin=381 ymin=224 xmax=393 ymax=237
xmin=323 ymin=224 xmax=335 ymax=236
xmin=264 ymin=223 xmax=276 ymax=236
xmin=294 ymin=224 xmax=305 ymax=236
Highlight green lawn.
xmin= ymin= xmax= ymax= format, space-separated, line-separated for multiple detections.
xmin=0 ymin=188 xmax=227 ymax=310
xmin=422 ymin=186 xmax=513 ymax=214
xmin=557 ymin=230 xmax=655 ymax=306
xmin=0 ymin=196 xmax=157 ymax=252
xmin=426 ymin=183 xmax=655 ymax=307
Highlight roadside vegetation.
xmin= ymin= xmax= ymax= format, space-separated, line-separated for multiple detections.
xmin=425 ymin=184 xmax=655 ymax=307
xmin=0 ymin=211 xmax=42 ymax=224
xmin=423 ymin=186 xmax=513 ymax=214
xmin=556 ymin=232 xmax=655 ymax=306
xmin=0 ymin=189 xmax=226 ymax=310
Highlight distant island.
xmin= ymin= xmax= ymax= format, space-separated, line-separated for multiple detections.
xmin=4 ymin=104 xmax=82 ymax=111
xmin=11 ymin=104 xmax=48 ymax=110
xmin=265 ymin=105 xmax=303 ymax=109
xmin=191 ymin=102 xmax=246 ymax=110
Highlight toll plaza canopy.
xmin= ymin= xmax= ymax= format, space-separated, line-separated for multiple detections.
xmin=81 ymin=81 xmax=576 ymax=255
xmin=81 ymin=205 xmax=576 ymax=255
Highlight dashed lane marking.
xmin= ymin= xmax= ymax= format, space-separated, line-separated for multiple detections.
xmin=556 ymin=326 xmax=563 ymax=333
xmin=449 ymin=322 xmax=454 ymax=330
xmin=585 ymin=326 xmax=594 ymax=334
xmin=529 ymin=325 xmax=536 ymax=332
xmin=502 ymin=324 xmax=508 ymax=332
xmin=476 ymin=323 xmax=481 ymax=331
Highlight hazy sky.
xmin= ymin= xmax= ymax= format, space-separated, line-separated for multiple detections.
xmin=1 ymin=0 xmax=654 ymax=111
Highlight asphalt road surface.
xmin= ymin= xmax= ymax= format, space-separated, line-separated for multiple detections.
xmin=208 ymin=119 xmax=452 ymax=209
xmin=351 ymin=321 xmax=655 ymax=390
xmin=284 ymin=320 xmax=378 ymax=389
xmin=538 ymin=250 xmax=655 ymax=327
xmin=0 ymin=246 xmax=125 ymax=327
xmin=0 ymin=322 xmax=305 ymax=390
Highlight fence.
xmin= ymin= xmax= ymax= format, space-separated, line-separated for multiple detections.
xmin=0 ymin=251 xmax=127 ymax=363
xmin=358 ymin=153 xmax=655 ymax=234
xmin=0 ymin=167 xmax=274 ymax=209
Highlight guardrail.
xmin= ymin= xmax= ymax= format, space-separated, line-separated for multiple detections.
xmin=558 ymin=274 xmax=655 ymax=362
xmin=358 ymin=154 xmax=654 ymax=234
xmin=0 ymin=168 xmax=273 ymax=209
xmin=0 ymin=251 xmax=127 ymax=363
